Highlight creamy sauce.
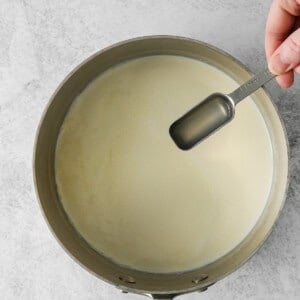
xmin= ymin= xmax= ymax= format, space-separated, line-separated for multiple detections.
xmin=55 ymin=55 xmax=273 ymax=273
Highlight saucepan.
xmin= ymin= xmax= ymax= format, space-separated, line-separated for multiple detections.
xmin=33 ymin=36 xmax=289 ymax=299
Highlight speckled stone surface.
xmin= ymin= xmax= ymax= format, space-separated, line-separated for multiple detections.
xmin=0 ymin=1 xmax=299 ymax=299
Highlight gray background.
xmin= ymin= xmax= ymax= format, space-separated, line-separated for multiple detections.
xmin=0 ymin=0 xmax=299 ymax=299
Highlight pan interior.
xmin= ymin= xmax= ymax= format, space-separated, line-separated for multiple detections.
xmin=55 ymin=55 xmax=273 ymax=273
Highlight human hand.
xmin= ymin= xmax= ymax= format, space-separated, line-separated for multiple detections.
xmin=265 ymin=0 xmax=300 ymax=88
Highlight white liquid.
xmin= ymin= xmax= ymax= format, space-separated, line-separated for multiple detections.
xmin=55 ymin=55 xmax=273 ymax=273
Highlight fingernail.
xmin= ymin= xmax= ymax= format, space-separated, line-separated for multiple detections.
xmin=269 ymin=53 xmax=291 ymax=75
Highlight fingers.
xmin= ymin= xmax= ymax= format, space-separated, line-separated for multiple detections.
xmin=265 ymin=0 xmax=300 ymax=88
xmin=281 ymin=0 xmax=300 ymax=15
xmin=269 ymin=27 xmax=300 ymax=74
xmin=276 ymin=71 xmax=294 ymax=88
xmin=265 ymin=0 xmax=296 ymax=60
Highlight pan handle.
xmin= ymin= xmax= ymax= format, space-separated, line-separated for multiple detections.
xmin=149 ymin=294 xmax=179 ymax=299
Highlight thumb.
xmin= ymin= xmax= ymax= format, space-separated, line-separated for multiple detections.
xmin=269 ymin=28 xmax=300 ymax=75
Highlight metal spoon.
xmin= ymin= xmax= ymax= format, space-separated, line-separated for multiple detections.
xmin=169 ymin=68 xmax=275 ymax=150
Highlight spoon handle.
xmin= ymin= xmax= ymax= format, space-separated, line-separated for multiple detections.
xmin=228 ymin=68 xmax=275 ymax=105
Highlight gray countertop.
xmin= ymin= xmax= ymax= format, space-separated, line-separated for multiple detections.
xmin=0 ymin=1 xmax=299 ymax=299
